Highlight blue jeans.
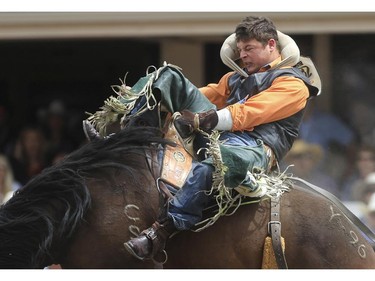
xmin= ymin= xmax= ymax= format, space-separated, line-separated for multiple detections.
xmin=168 ymin=161 xmax=214 ymax=230
xmin=168 ymin=131 xmax=268 ymax=230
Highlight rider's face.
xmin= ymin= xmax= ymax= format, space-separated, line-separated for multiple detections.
xmin=237 ymin=38 xmax=277 ymax=74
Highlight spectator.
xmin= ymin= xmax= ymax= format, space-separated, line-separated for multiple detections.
xmin=299 ymin=99 xmax=357 ymax=184
xmin=282 ymin=139 xmax=340 ymax=197
xmin=50 ymin=149 xmax=69 ymax=165
xmin=360 ymin=173 xmax=375 ymax=205
xmin=340 ymin=144 xmax=375 ymax=202
xmin=0 ymin=154 xmax=21 ymax=204
xmin=350 ymin=100 xmax=375 ymax=149
xmin=8 ymin=126 xmax=48 ymax=185
xmin=362 ymin=192 xmax=375 ymax=235
xmin=0 ymin=106 xmax=12 ymax=154
xmin=300 ymin=100 xmax=356 ymax=153
xmin=40 ymin=100 xmax=76 ymax=165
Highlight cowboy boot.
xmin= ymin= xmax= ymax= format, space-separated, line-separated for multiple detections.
xmin=235 ymin=170 xmax=268 ymax=198
xmin=82 ymin=120 xmax=102 ymax=141
xmin=124 ymin=219 xmax=176 ymax=261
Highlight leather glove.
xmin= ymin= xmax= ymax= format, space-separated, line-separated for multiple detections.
xmin=174 ymin=109 xmax=218 ymax=138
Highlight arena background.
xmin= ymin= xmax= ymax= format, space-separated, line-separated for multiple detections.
xmin=0 ymin=12 xmax=374 ymax=149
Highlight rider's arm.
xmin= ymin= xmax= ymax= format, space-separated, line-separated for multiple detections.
xmin=199 ymin=72 xmax=234 ymax=109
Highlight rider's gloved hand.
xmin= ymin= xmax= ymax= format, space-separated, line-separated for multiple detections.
xmin=174 ymin=109 xmax=218 ymax=138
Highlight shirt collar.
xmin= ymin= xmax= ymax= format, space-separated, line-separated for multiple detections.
xmin=258 ymin=56 xmax=282 ymax=72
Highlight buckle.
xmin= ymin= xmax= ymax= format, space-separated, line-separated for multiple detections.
xmin=268 ymin=220 xmax=281 ymax=235
xmin=144 ymin=228 xmax=157 ymax=240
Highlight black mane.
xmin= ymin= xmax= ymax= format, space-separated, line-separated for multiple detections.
xmin=0 ymin=126 xmax=167 ymax=268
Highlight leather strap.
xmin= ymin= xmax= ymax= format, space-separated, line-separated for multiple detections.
xmin=157 ymin=179 xmax=174 ymax=200
xmin=144 ymin=149 xmax=174 ymax=201
xmin=268 ymin=196 xmax=288 ymax=269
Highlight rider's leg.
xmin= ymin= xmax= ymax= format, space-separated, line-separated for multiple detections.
xmin=124 ymin=161 xmax=214 ymax=260
xmin=152 ymin=66 xmax=216 ymax=114
xmin=206 ymin=131 xmax=271 ymax=196
xmin=83 ymin=66 xmax=216 ymax=141
xmin=123 ymin=217 xmax=176 ymax=261
xmin=167 ymin=162 xmax=214 ymax=230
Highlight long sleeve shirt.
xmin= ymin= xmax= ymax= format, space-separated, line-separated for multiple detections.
xmin=199 ymin=57 xmax=310 ymax=132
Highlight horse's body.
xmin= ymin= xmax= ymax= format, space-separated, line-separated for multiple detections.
xmin=1 ymin=127 xmax=375 ymax=269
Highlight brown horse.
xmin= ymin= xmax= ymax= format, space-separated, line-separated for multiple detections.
xmin=1 ymin=126 xmax=375 ymax=269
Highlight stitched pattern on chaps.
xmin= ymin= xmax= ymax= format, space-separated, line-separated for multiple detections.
xmin=161 ymin=121 xmax=193 ymax=189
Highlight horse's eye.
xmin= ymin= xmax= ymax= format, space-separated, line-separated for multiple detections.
xmin=137 ymin=120 xmax=148 ymax=126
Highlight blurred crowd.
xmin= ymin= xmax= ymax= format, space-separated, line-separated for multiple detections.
xmin=0 ymin=99 xmax=86 ymax=205
xmin=1 ymin=97 xmax=375 ymax=233
xmin=281 ymin=99 xmax=375 ymax=233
